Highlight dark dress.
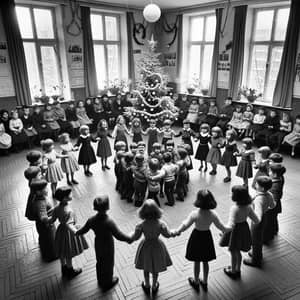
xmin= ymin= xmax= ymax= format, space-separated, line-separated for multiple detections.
xmin=76 ymin=213 xmax=131 ymax=287
xmin=75 ymin=135 xmax=97 ymax=165
xmin=195 ymin=134 xmax=210 ymax=160
xmin=97 ymin=127 xmax=112 ymax=158
xmin=32 ymin=111 xmax=53 ymax=139
xmin=198 ymin=103 xmax=209 ymax=125
xmin=216 ymin=105 xmax=234 ymax=130
xmin=132 ymin=127 xmax=143 ymax=143
xmin=176 ymin=128 xmax=196 ymax=155
xmin=206 ymin=137 xmax=223 ymax=164
xmin=236 ymin=150 xmax=254 ymax=179
xmin=252 ymin=160 xmax=269 ymax=189
xmin=85 ymin=103 xmax=95 ymax=119
xmin=113 ymin=124 xmax=128 ymax=150
xmin=256 ymin=115 xmax=280 ymax=144
xmin=220 ymin=141 xmax=238 ymax=167
xmin=147 ymin=127 xmax=159 ymax=155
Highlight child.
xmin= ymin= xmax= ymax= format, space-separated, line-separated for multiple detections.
xmin=114 ymin=141 xmax=126 ymax=193
xmin=263 ymin=164 xmax=286 ymax=244
xmin=269 ymin=112 xmax=292 ymax=152
xmin=131 ymin=117 xmax=143 ymax=143
xmin=41 ymin=138 xmax=65 ymax=196
xmin=131 ymin=199 xmax=175 ymax=296
xmin=175 ymin=148 xmax=188 ymax=202
xmin=240 ymin=104 xmax=254 ymax=137
xmin=161 ymin=119 xmax=175 ymax=149
xmin=252 ymin=146 xmax=271 ymax=189
xmin=96 ymin=119 xmax=112 ymax=171
xmin=65 ymin=101 xmax=80 ymax=136
xmin=165 ymin=139 xmax=177 ymax=162
xmin=112 ymin=115 xmax=131 ymax=151
xmin=132 ymin=153 xmax=147 ymax=207
xmin=216 ymin=97 xmax=234 ymax=131
xmin=76 ymin=196 xmax=132 ymax=291
xmin=122 ymin=152 xmax=135 ymax=202
xmin=146 ymin=158 xmax=161 ymax=207
xmin=243 ymin=176 xmax=275 ymax=268
xmin=283 ymin=114 xmax=300 ymax=157
xmin=76 ymin=100 xmax=93 ymax=126
xmin=143 ymin=118 xmax=160 ymax=155
xmin=26 ymin=150 xmax=43 ymax=167
xmin=221 ymin=129 xmax=238 ymax=182
xmin=206 ymin=126 xmax=223 ymax=175
xmin=228 ymin=105 xmax=243 ymax=133
xmin=43 ymin=104 xmax=60 ymax=139
xmin=249 ymin=107 xmax=266 ymax=140
xmin=186 ymin=98 xmax=199 ymax=131
xmin=129 ymin=142 xmax=138 ymax=156
xmin=175 ymin=119 xmax=196 ymax=155
xmin=59 ymin=133 xmax=79 ymax=185
xmin=221 ymin=186 xmax=259 ymax=279
xmin=195 ymin=123 xmax=210 ymax=172
xmin=150 ymin=142 xmax=164 ymax=198
xmin=75 ymin=125 xmax=97 ymax=176
xmin=51 ymin=187 xmax=89 ymax=278
xmin=137 ymin=141 xmax=146 ymax=156
xmin=235 ymin=137 xmax=255 ymax=187
xmin=205 ymin=100 xmax=218 ymax=128
xmin=175 ymin=190 xmax=228 ymax=292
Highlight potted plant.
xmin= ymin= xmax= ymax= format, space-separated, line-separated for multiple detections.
xmin=201 ymin=88 xmax=209 ymax=96
xmin=239 ymin=86 xmax=262 ymax=103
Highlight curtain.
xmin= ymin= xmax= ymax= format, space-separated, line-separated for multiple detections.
xmin=0 ymin=0 xmax=31 ymax=105
xmin=126 ymin=12 xmax=135 ymax=89
xmin=81 ymin=6 xmax=98 ymax=97
xmin=208 ymin=8 xmax=223 ymax=97
xmin=176 ymin=14 xmax=183 ymax=82
xmin=228 ymin=5 xmax=247 ymax=99
xmin=272 ymin=0 xmax=300 ymax=108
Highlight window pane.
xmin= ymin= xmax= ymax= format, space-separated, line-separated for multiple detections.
xmin=188 ymin=45 xmax=201 ymax=84
xmin=33 ymin=9 xmax=54 ymax=39
xmin=274 ymin=8 xmax=289 ymax=41
xmin=248 ymin=45 xmax=268 ymax=94
xmin=94 ymin=45 xmax=106 ymax=89
xmin=23 ymin=42 xmax=41 ymax=97
xmin=190 ymin=17 xmax=203 ymax=41
xmin=254 ymin=10 xmax=274 ymax=41
xmin=16 ymin=7 xmax=33 ymax=38
xmin=105 ymin=16 xmax=118 ymax=41
xmin=205 ymin=15 xmax=216 ymax=42
xmin=107 ymin=45 xmax=119 ymax=82
xmin=91 ymin=14 xmax=104 ymax=40
xmin=265 ymin=47 xmax=283 ymax=101
xmin=202 ymin=45 xmax=214 ymax=89
xmin=41 ymin=46 xmax=60 ymax=95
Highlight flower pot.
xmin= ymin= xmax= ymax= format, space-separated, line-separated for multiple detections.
xmin=247 ymin=95 xmax=256 ymax=103
xmin=201 ymin=89 xmax=209 ymax=96
xmin=187 ymin=88 xmax=195 ymax=95
xmin=109 ymin=87 xmax=120 ymax=95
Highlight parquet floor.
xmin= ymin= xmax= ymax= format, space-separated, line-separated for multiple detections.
xmin=1 ymin=135 xmax=300 ymax=300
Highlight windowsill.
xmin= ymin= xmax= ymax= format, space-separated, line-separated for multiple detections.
xmin=233 ymin=98 xmax=292 ymax=111
xmin=179 ymin=92 xmax=216 ymax=99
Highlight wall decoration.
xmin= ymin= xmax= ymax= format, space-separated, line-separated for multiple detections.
xmin=68 ymin=44 xmax=82 ymax=53
xmin=67 ymin=43 xmax=84 ymax=88
xmin=162 ymin=15 xmax=179 ymax=48
xmin=217 ymin=52 xmax=230 ymax=89
xmin=163 ymin=52 xmax=176 ymax=67
xmin=66 ymin=0 xmax=81 ymax=37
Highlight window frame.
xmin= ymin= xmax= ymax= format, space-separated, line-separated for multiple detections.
xmin=187 ymin=13 xmax=216 ymax=88
xmin=246 ymin=6 xmax=289 ymax=102
xmin=16 ymin=4 xmax=62 ymax=99
xmin=91 ymin=11 xmax=122 ymax=89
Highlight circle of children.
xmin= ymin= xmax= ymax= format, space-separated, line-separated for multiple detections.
xmin=18 ymin=94 xmax=287 ymax=296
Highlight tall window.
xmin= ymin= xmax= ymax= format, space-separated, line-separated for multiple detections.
xmin=246 ymin=7 xmax=290 ymax=102
xmin=16 ymin=6 xmax=62 ymax=101
xmin=91 ymin=12 xmax=121 ymax=90
xmin=187 ymin=14 xmax=216 ymax=89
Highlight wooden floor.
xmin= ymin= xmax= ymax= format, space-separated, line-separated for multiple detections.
xmin=1 ymin=136 xmax=300 ymax=300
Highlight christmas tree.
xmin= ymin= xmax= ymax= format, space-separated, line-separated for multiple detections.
xmin=125 ymin=36 xmax=178 ymax=123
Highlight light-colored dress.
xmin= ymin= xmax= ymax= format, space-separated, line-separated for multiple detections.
xmin=228 ymin=111 xmax=243 ymax=130
xmin=52 ymin=204 xmax=88 ymax=259
xmin=132 ymin=219 xmax=173 ymax=274
xmin=240 ymin=111 xmax=254 ymax=129
xmin=0 ymin=123 xmax=12 ymax=149
xmin=60 ymin=142 xmax=79 ymax=174
xmin=76 ymin=107 xmax=92 ymax=125
xmin=43 ymin=150 xmax=64 ymax=183
xmin=283 ymin=123 xmax=300 ymax=146
xmin=186 ymin=103 xmax=199 ymax=124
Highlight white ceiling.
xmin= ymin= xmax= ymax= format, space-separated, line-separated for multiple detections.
xmin=82 ymin=0 xmax=224 ymax=10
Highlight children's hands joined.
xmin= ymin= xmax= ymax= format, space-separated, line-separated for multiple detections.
xmin=171 ymin=229 xmax=181 ymax=237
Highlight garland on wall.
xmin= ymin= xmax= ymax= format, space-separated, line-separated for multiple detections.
xmin=130 ymin=14 xmax=148 ymax=45
xmin=161 ymin=15 xmax=179 ymax=48
xmin=66 ymin=0 xmax=82 ymax=37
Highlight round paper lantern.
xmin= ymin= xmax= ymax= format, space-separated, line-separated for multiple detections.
xmin=143 ymin=4 xmax=161 ymax=23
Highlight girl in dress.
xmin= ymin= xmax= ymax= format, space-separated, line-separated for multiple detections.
xmin=175 ymin=190 xmax=228 ymax=292
xmin=59 ymin=133 xmax=79 ymax=185
xmin=76 ymin=100 xmax=93 ymax=126
xmin=112 ymin=115 xmax=131 ymax=151
xmin=195 ymin=123 xmax=210 ymax=172
xmin=75 ymin=125 xmax=97 ymax=176
xmin=131 ymin=199 xmax=175 ymax=296
xmin=186 ymin=98 xmax=199 ymax=131
xmin=175 ymin=119 xmax=196 ymax=155
xmin=228 ymin=106 xmax=243 ymax=133
xmin=206 ymin=126 xmax=223 ymax=175
xmin=235 ymin=138 xmax=255 ymax=187
xmin=161 ymin=119 xmax=175 ymax=149
xmin=283 ymin=115 xmax=300 ymax=157
xmin=252 ymin=146 xmax=271 ymax=189
xmin=97 ymin=119 xmax=112 ymax=171
xmin=9 ymin=110 xmax=28 ymax=151
xmin=0 ymin=119 xmax=12 ymax=154
xmin=143 ymin=118 xmax=161 ymax=155
xmin=221 ymin=129 xmax=238 ymax=182
xmin=221 ymin=185 xmax=259 ymax=279
xmin=41 ymin=138 xmax=65 ymax=197
xmin=240 ymin=104 xmax=254 ymax=137
xmin=131 ymin=117 xmax=143 ymax=143
xmin=249 ymin=107 xmax=266 ymax=140
xmin=51 ymin=187 xmax=88 ymax=278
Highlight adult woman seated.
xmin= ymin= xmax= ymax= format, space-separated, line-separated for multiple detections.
xmin=9 ymin=110 xmax=28 ymax=151
xmin=32 ymin=105 xmax=53 ymax=141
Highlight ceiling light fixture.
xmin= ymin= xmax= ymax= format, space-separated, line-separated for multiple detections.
xmin=143 ymin=1 xmax=161 ymax=23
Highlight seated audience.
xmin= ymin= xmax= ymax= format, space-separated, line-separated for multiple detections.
xmin=9 ymin=110 xmax=28 ymax=151
xmin=52 ymin=101 xmax=73 ymax=134
xmin=43 ymin=104 xmax=61 ymax=140
xmin=0 ymin=109 xmax=10 ymax=133
xmin=21 ymin=106 xmax=38 ymax=147
xmin=31 ymin=105 xmax=53 ymax=141
xmin=228 ymin=105 xmax=243 ymax=133
xmin=198 ymin=98 xmax=209 ymax=126
xmin=176 ymin=94 xmax=190 ymax=123
xmin=76 ymin=100 xmax=93 ymax=126
xmin=186 ymin=97 xmax=199 ymax=131
xmin=249 ymin=107 xmax=266 ymax=140
xmin=65 ymin=101 xmax=80 ymax=136
xmin=0 ymin=118 xmax=12 ymax=154
xmin=216 ymin=97 xmax=234 ymax=132
xmin=204 ymin=100 xmax=218 ymax=127
xmin=85 ymin=98 xmax=95 ymax=120
xmin=283 ymin=114 xmax=300 ymax=157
